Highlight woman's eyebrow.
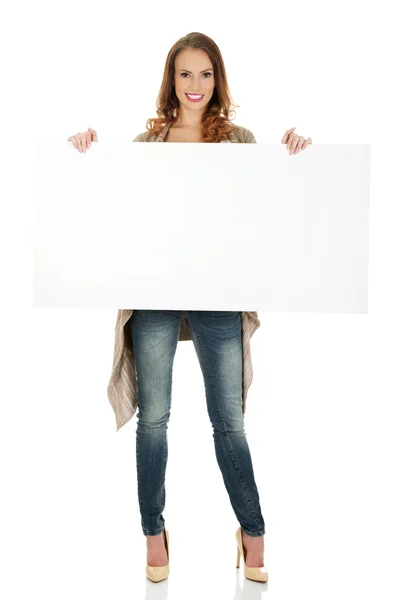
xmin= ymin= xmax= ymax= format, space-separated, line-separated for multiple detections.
xmin=178 ymin=68 xmax=213 ymax=73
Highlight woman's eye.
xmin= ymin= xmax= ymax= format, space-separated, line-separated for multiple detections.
xmin=180 ymin=72 xmax=211 ymax=78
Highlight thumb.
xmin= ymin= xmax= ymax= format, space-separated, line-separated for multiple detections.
xmin=88 ymin=127 xmax=98 ymax=141
xmin=281 ymin=127 xmax=296 ymax=144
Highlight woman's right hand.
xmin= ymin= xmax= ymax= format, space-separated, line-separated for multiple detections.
xmin=67 ymin=127 xmax=98 ymax=153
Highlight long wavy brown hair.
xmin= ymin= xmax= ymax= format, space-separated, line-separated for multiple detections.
xmin=145 ymin=32 xmax=240 ymax=143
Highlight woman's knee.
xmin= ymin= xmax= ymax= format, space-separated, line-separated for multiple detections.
xmin=137 ymin=402 xmax=171 ymax=429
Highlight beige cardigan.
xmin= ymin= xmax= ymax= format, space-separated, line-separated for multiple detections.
xmin=107 ymin=121 xmax=261 ymax=431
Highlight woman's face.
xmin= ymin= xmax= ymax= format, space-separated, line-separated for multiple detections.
xmin=173 ymin=48 xmax=215 ymax=113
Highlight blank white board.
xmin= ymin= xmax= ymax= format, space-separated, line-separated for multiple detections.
xmin=34 ymin=142 xmax=370 ymax=311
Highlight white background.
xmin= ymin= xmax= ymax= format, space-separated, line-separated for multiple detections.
xmin=2 ymin=1 xmax=400 ymax=599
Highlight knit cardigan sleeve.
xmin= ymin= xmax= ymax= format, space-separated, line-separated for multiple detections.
xmin=235 ymin=125 xmax=257 ymax=144
xmin=132 ymin=131 xmax=151 ymax=142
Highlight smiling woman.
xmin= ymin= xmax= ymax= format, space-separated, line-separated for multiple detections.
xmin=62 ymin=28 xmax=312 ymax=585
xmin=143 ymin=31 xmax=243 ymax=143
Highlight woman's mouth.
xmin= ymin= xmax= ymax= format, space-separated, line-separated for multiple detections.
xmin=185 ymin=93 xmax=204 ymax=102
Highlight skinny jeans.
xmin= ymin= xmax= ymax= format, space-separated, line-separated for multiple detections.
xmin=130 ymin=310 xmax=265 ymax=538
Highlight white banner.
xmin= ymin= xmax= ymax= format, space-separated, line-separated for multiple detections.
xmin=34 ymin=142 xmax=370 ymax=312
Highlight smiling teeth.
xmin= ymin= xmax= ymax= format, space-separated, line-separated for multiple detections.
xmin=187 ymin=94 xmax=203 ymax=98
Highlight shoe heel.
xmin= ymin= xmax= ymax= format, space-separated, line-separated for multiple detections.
xmin=235 ymin=526 xmax=268 ymax=583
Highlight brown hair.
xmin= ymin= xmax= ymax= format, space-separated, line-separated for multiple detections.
xmin=145 ymin=32 xmax=240 ymax=143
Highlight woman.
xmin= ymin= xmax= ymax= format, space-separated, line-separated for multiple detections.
xmin=68 ymin=31 xmax=311 ymax=584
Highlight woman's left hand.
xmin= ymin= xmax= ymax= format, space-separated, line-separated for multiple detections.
xmin=281 ymin=127 xmax=312 ymax=155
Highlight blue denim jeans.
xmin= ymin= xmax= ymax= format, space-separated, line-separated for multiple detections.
xmin=130 ymin=310 xmax=265 ymax=538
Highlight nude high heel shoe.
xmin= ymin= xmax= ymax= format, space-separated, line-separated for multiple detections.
xmin=236 ymin=526 xmax=268 ymax=583
xmin=146 ymin=527 xmax=170 ymax=583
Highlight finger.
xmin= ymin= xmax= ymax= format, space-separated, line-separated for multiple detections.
xmin=86 ymin=131 xmax=92 ymax=148
xmin=294 ymin=136 xmax=304 ymax=154
xmin=80 ymin=132 xmax=88 ymax=151
xmin=68 ymin=134 xmax=79 ymax=149
xmin=290 ymin=139 xmax=298 ymax=154
xmin=287 ymin=133 xmax=298 ymax=153
xmin=88 ymin=127 xmax=98 ymax=141
xmin=302 ymin=137 xmax=312 ymax=149
xmin=281 ymin=127 xmax=296 ymax=144
xmin=80 ymin=133 xmax=88 ymax=152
